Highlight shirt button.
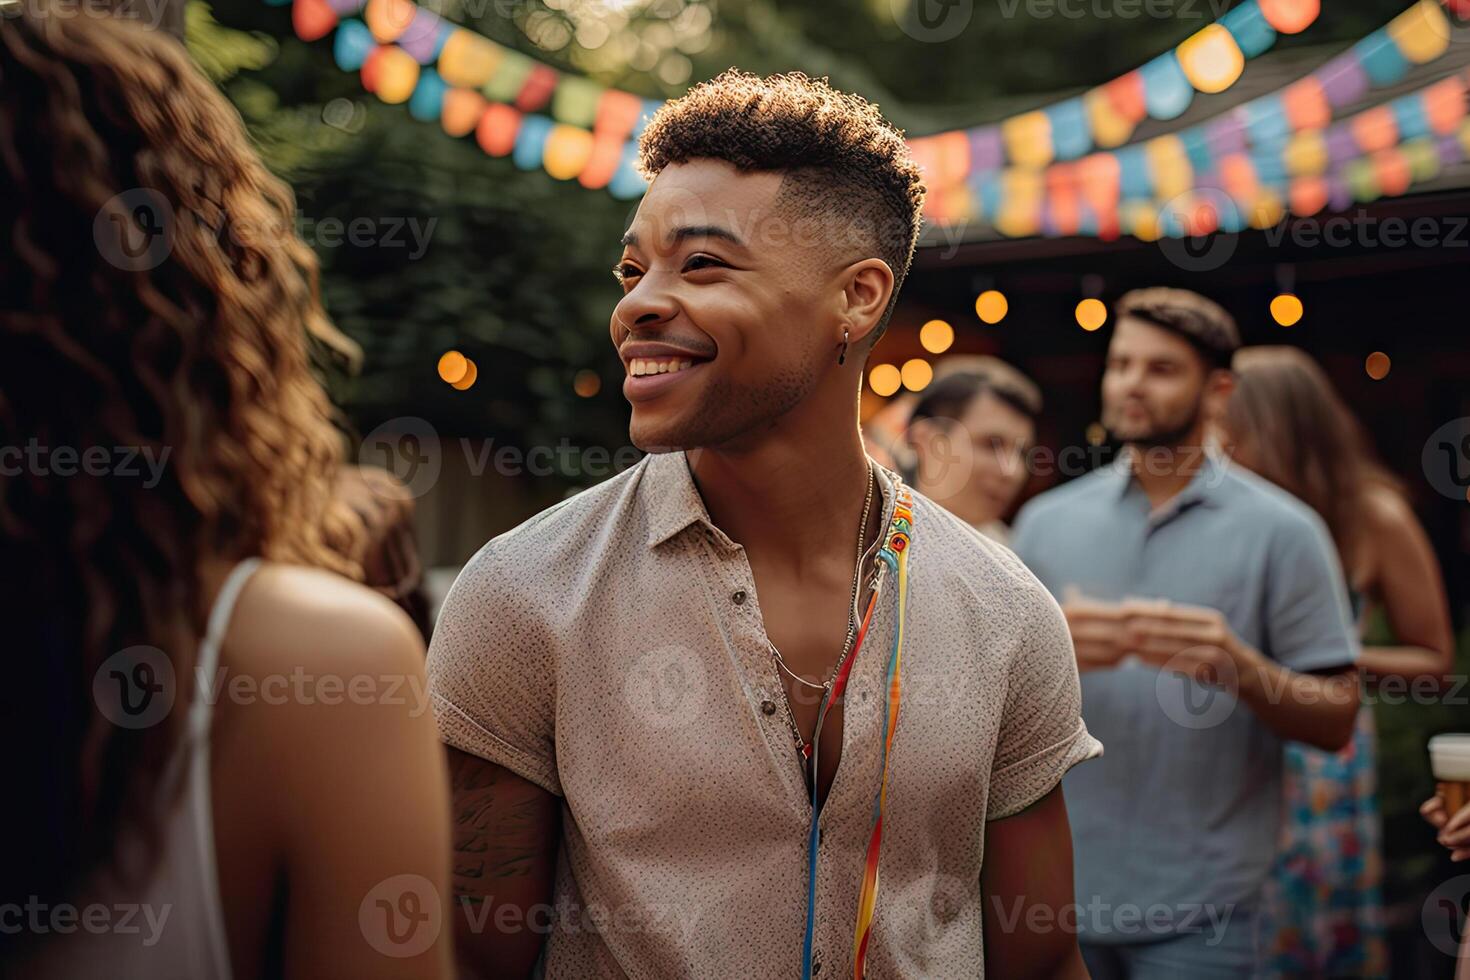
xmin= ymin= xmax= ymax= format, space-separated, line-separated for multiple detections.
xmin=732 ymin=589 xmax=748 ymax=605
xmin=760 ymin=699 xmax=777 ymax=716
xmin=812 ymin=955 xmax=822 ymax=974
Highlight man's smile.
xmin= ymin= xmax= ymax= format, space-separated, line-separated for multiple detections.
xmin=619 ymin=339 xmax=715 ymax=402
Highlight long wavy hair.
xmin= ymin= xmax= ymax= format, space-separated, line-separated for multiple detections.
xmin=0 ymin=4 xmax=361 ymax=931
xmin=1224 ymin=346 xmax=1402 ymax=578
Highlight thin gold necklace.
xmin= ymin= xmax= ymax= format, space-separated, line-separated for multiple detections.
xmin=767 ymin=462 xmax=877 ymax=695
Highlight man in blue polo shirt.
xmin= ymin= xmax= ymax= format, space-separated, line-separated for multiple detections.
xmin=1012 ymin=287 xmax=1360 ymax=979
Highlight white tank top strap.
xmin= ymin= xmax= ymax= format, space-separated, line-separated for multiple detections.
xmin=189 ymin=557 xmax=262 ymax=737
xmin=26 ymin=559 xmax=264 ymax=979
xmin=188 ymin=556 xmax=261 ymax=980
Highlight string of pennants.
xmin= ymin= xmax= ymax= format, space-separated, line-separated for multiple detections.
xmin=281 ymin=0 xmax=1318 ymax=200
xmin=917 ymin=0 xmax=1469 ymax=237
xmin=921 ymin=0 xmax=1470 ymax=237
xmin=916 ymin=0 xmax=1325 ymax=175
xmin=1113 ymin=68 xmax=1470 ymax=241
xmin=282 ymin=0 xmax=662 ymax=198
xmin=280 ymin=0 xmax=1470 ymax=239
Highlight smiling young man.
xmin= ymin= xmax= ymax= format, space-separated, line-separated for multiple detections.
xmin=906 ymin=360 xmax=1042 ymax=545
xmin=1011 ymin=288 xmax=1360 ymax=979
xmin=427 ymin=70 xmax=1100 ymax=980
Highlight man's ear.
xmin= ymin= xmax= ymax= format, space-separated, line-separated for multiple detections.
xmin=839 ymin=258 xmax=895 ymax=349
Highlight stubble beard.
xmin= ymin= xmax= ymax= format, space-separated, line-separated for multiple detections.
xmin=1105 ymin=394 xmax=1205 ymax=451
xmin=630 ymin=364 xmax=820 ymax=454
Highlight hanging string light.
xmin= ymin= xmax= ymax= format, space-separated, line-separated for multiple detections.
xmin=974 ymin=290 xmax=1009 ymax=325
xmin=868 ymin=364 xmax=902 ymax=397
xmin=1076 ymin=299 xmax=1108 ymax=332
xmin=901 ymin=359 xmax=934 ymax=392
xmin=919 ymin=320 xmax=955 ymax=354
xmin=1270 ymin=293 xmax=1304 ymax=326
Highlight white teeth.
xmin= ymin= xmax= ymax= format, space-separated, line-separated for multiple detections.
xmin=631 ymin=357 xmax=699 ymax=377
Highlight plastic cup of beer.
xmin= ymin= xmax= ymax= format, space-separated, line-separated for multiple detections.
xmin=1429 ymin=733 xmax=1470 ymax=815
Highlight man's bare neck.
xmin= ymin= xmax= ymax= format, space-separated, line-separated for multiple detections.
xmin=687 ymin=427 xmax=874 ymax=571
xmin=1126 ymin=432 xmax=1210 ymax=510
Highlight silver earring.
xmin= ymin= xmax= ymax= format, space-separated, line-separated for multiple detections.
xmin=838 ymin=327 xmax=850 ymax=365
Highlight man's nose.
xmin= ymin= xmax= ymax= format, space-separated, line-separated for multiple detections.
xmin=612 ymin=270 xmax=679 ymax=335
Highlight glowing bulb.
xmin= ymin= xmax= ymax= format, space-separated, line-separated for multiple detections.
xmin=451 ymin=359 xmax=478 ymax=390
xmin=901 ymin=358 xmax=934 ymax=392
xmin=1270 ymin=293 xmax=1303 ymax=327
xmin=975 ymin=290 xmax=1009 ymax=324
xmin=438 ymin=350 xmax=468 ymax=384
xmin=868 ymin=363 xmax=901 ymax=397
xmin=920 ymin=319 xmax=955 ymax=354
xmin=573 ymin=369 xmax=601 ymax=398
xmin=1365 ymin=352 xmax=1391 ymax=380
xmin=1075 ymin=298 xmax=1107 ymax=332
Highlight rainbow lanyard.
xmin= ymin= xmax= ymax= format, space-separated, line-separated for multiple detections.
xmin=799 ymin=483 xmax=914 ymax=980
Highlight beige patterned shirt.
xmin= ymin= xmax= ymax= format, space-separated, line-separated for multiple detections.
xmin=428 ymin=451 xmax=1101 ymax=979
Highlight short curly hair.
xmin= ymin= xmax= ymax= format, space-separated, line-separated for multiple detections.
xmin=636 ymin=69 xmax=926 ymax=342
xmin=1115 ymin=287 xmax=1241 ymax=370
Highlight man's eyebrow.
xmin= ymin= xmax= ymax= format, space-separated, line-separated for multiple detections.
xmin=619 ymin=225 xmax=747 ymax=248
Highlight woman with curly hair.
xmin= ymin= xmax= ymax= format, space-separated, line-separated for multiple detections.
xmin=1 ymin=7 xmax=450 ymax=977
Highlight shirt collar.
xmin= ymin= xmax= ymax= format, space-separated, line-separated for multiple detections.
xmin=642 ymin=450 xmax=901 ymax=551
xmin=643 ymin=451 xmax=713 ymax=550
xmin=1111 ymin=446 xmax=1228 ymax=515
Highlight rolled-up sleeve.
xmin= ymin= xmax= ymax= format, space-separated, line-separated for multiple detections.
xmin=988 ymin=584 xmax=1103 ymax=820
xmin=426 ymin=540 xmax=562 ymax=796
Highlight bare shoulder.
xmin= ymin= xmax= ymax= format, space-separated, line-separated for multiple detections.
xmin=1358 ymin=482 xmax=1419 ymax=536
xmin=227 ymin=563 xmax=425 ymax=679
xmin=213 ymin=563 xmax=430 ymax=773
xmin=209 ymin=563 xmax=445 ymax=931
